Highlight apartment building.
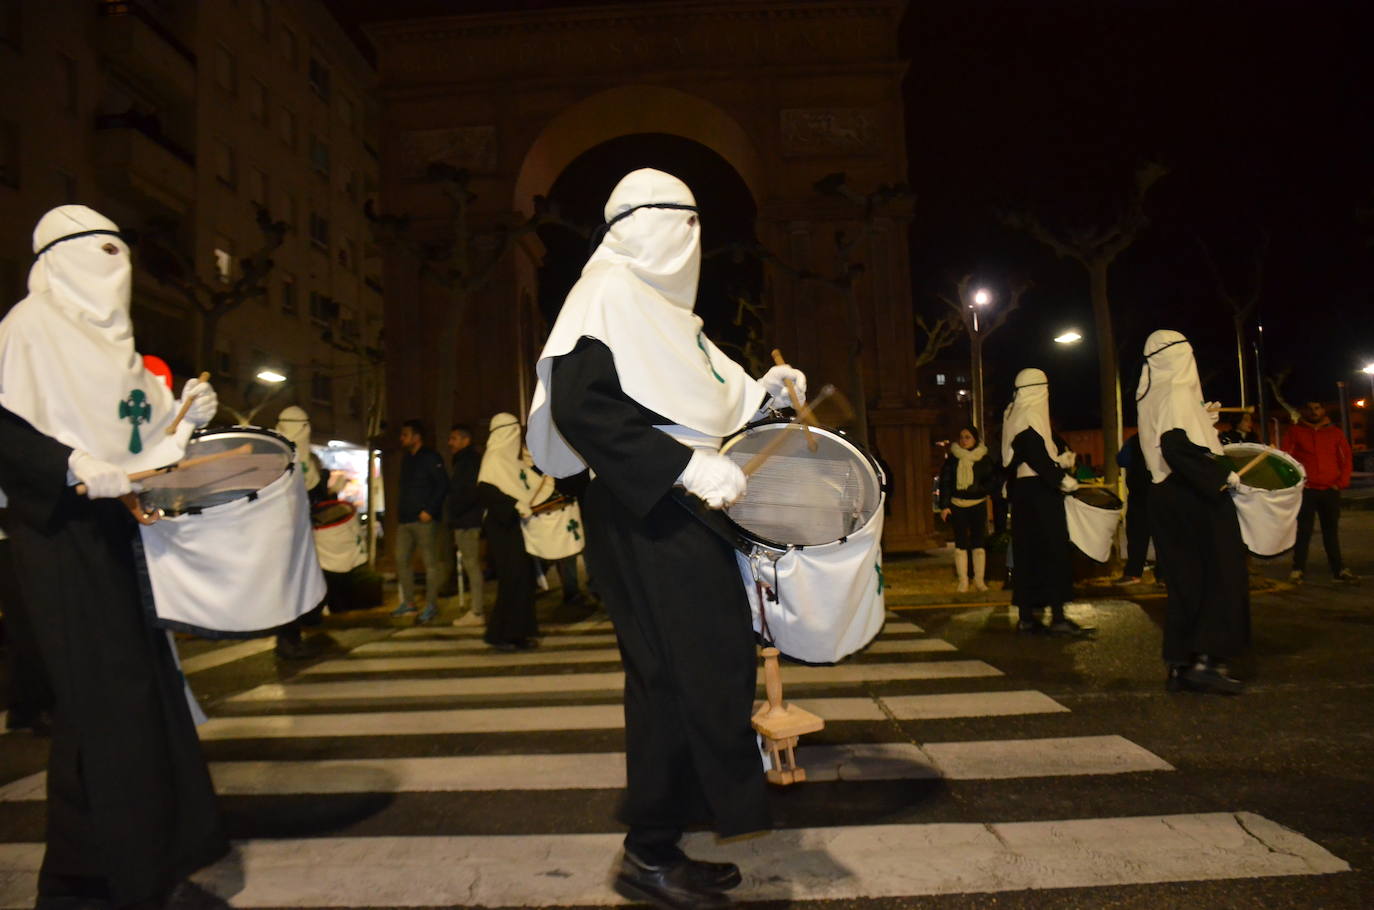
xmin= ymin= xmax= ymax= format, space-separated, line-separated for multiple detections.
xmin=0 ymin=0 xmax=383 ymax=445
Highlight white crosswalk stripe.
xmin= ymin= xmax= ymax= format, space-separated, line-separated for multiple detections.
xmin=0 ymin=612 xmax=1348 ymax=908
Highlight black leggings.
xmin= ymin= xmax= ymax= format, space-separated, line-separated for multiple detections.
xmin=948 ymin=502 xmax=988 ymax=549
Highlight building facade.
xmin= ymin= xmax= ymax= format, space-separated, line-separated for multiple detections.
xmin=0 ymin=0 xmax=383 ymax=445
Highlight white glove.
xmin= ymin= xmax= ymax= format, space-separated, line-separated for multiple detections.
xmin=1059 ymin=474 xmax=1079 ymax=493
xmin=679 ymin=449 xmax=747 ymax=509
xmin=516 ymin=500 xmax=533 ymax=519
xmin=759 ymin=364 xmax=807 ymax=411
xmin=69 ymin=450 xmax=131 ymax=499
xmin=1226 ymin=471 xmax=1242 ymax=490
xmin=180 ymin=377 xmax=219 ymax=428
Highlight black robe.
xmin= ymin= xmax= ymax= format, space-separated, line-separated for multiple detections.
xmin=477 ymin=482 xmax=537 ymax=646
xmin=1148 ymin=428 xmax=1250 ymax=664
xmin=0 ymin=406 xmax=225 ymax=905
xmin=1009 ymin=427 xmax=1073 ymax=609
xmin=549 ymin=338 xmax=769 ymax=839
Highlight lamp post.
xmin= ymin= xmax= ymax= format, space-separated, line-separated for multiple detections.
xmin=969 ymin=287 xmax=991 ymax=432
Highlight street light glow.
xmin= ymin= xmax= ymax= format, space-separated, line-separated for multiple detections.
xmin=1363 ymin=363 xmax=1374 ymax=375
xmin=973 ymin=288 xmax=992 ymax=306
xmin=1054 ymin=330 xmax=1083 ymax=344
xmin=256 ymin=369 xmax=287 ymax=383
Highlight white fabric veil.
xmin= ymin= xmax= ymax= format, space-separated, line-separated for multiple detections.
xmin=1135 ymin=330 xmax=1222 ymax=483
xmin=527 ymin=169 xmax=763 ymax=476
xmin=1001 ymin=367 xmax=1059 ymax=477
xmin=0 ymin=205 xmax=192 ymax=472
xmin=478 ymin=413 xmax=535 ymax=505
xmin=275 ymin=405 xmax=321 ymax=490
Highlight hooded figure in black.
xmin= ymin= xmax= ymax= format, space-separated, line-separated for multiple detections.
xmin=526 ymin=169 xmax=807 ymax=908
xmin=0 ymin=206 xmax=226 ymax=906
xmin=1002 ymin=368 xmax=1093 ymax=637
xmin=1136 ymin=330 xmax=1249 ymax=694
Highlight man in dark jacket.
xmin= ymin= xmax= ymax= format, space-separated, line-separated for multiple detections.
xmin=446 ymin=423 xmax=485 ymax=624
xmin=393 ymin=419 xmax=449 ymax=622
xmin=1283 ymin=400 xmax=1358 ymax=584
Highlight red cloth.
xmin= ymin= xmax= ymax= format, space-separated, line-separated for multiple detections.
xmin=1282 ymin=421 xmax=1352 ymax=490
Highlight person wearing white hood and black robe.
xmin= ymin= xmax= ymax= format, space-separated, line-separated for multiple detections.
xmin=528 ymin=169 xmax=806 ymax=909
xmin=1003 ymin=368 xmax=1094 ymax=637
xmin=271 ymin=405 xmax=328 ymax=659
xmin=1136 ymin=330 xmax=1248 ymax=694
xmin=477 ymin=414 xmax=539 ymax=650
xmin=0 ymin=206 xmax=226 ymax=907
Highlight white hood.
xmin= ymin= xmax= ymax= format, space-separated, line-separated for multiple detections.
xmin=1135 ymin=330 xmax=1222 ymax=483
xmin=478 ymin=413 xmax=534 ymax=505
xmin=1002 ymin=367 xmax=1058 ymax=477
xmin=275 ymin=405 xmax=320 ymax=489
xmin=526 ymin=169 xmax=764 ymax=476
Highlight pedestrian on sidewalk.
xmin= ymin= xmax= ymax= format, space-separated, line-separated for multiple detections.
xmin=1219 ymin=411 xmax=1260 ymax=445
xmin=476 ymin=414 xmax=538 ymax=650
xmin=1283 ymin=399 xmax=1359 ymax=585
xmin=529 ymin=169 xmax=796 ymax=908
xmin=0 ymin=205 xmax=226 ymax=906
xmin=393 ymin=418 xmax=448 ymax=623
xmin=1136 ymin=330 xmax=1249 ymax=695
xmin=937 ymin=425 xmax=998 ymax=592
xmin=1003 ymin=368 xmax=1094 ymax=637
xmin=446 ymin=423 xmax=486 ymax=625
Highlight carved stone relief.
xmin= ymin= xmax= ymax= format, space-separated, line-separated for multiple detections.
xmin=780 ymin=108 xmax=879 ymax=156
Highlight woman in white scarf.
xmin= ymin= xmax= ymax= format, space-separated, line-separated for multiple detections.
xmin=1135 ymin=330 xmax=1248 ymax=694
xmin=1002 ymin=368 xmax=1092 ymax=636
xmin=475 ymin=414 xmax=538 ymax=650
xmin=937 ymin=425 xmax=997 ymax=592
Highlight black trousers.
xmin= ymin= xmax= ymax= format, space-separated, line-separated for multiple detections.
xmin=947 ymin=502 xmax=987 ymax=550
xmin=0 ymin=538 xmax=53 ymax=722
xmin=1123 ymin=494 xmax=1150 ymax=577
xmin=1293 ymin=488 xmax=1344 ymax=574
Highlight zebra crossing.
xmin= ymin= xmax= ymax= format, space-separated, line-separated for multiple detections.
xmin=0 ymin=610 xmax=1349 ymax=907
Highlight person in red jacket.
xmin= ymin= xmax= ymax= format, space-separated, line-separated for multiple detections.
xmin=1282 ymin=399 xmax=1359 ymax=584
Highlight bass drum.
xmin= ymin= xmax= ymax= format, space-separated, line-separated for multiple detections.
xmin=719 ymin=420 xmax=887 ymax=664
xmin=138 ymin=426 xmax=325 ymax=638
xmin=1218 ymin=443 xmax=1306 ymax=556
xmin=1065 ymin=485 xmax=1123 ymax=563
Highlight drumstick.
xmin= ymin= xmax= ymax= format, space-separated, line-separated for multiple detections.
xmin=1206 ymin=405 xmax=1255 ymax=414
xmin=1219 ymin=448 xmax=1271 ymax=492
xmin=771 ymin=349 xmax=817 ymax=452
xmin=166 ymin=371 xmax=212 ymax=435
xmin=74 ymin=444 xmax=252 ymax=496
xmin=741 ymin=385 xmax=836 ymax=476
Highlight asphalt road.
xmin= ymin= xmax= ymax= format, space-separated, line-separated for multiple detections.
xmin=0 ymin=510 xmax=1369 ymax=908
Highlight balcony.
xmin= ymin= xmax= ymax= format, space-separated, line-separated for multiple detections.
xmin=94 ymin=115 xmax=196 ymax=216
xmin=98 ymin=2 xmax=196 ymax=105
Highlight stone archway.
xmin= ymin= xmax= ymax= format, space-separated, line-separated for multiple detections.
xmin=369 ymin=0 xmax=940 ymax=550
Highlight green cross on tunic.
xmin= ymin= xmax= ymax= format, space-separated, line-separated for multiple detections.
xmin=696 ymin=330 xmax=726 ymax=383
xmin=566 ymin=518 xmax=581 ymax=541
xmin=874 ymin=561 xmax=885 ymax=594
xmin=519 ymin=469 xmax=530 ymax=489
xmin=118 ymin=388 xmax=152 ymax=454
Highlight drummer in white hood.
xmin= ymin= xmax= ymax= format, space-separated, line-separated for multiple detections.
xmin=0 ymin=206 xmax=226 ymax=905
xmin=1136 ymin=330 xmax=1249 ymax=694
xmin=528 ymin=169 xmax=805 ymax=908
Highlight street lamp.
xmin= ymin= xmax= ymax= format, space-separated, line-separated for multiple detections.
xmin=256 ymin=368 xmax=287 ymax=384
xmin=967 ymin=287 xmax=993 ymax=431
xmin=1054 ymin=330 xmax=1083 ymax=344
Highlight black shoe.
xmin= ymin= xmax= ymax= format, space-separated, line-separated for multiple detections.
xmin=1016 ymin=619 xmax=1049 ymax=634
xmin=614 ymin=851 xmax=731 ymax=908
xmin=1180 ymin=663 xmax=1244 ymax=695
xmin=1048 ymin=617 xmax=1096 ymax=638
xmin=488 ymin=640 xmax=520 ymax=652
xmin=274 ymin=636 xmax=321 ymax=660
xmin=682 ymin=857 xmax=742 ymax=892
xmin=1165 ymin=665 xmax=1189 ymax=693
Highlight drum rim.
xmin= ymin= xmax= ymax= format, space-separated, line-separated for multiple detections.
xmin=1069 ymin=486 xmax=1123 ymax=509
xmin=1218 ymin=442 xmax=1306 ymax=490
xmin=146 ymin=424 xmax=297 ymax=515
xmin=311 ymin=498 xmax=358 ymax=530
xmin=152 ymin=459 xmax=299 ymax=518
xmin=720 ymin=417 xmax=886 ymax=551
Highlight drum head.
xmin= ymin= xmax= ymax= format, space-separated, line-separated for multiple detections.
xmin=721 ymin=422 xmax=883 ymax=548
xmin=1072 ymin=486 xmax=1122 ymax=510
xmin=312 ymin=500 xmax=356 ymax=529
xmin=140 ymin=427 xmax=295 ymax=515
xmin=1219 ymin=443 xmax=1303 ymax=491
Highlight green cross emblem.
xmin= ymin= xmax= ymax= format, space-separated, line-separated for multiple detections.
xmin=874 ymin=561 xmax=885 ymax=594
xmin=567 ymin=518 xmax=581 ymax=541
xmin=118 ymin=388 xmax=152 ymax=454
xmin=519 ymin=469 xmax=530 ymax=489
xmin=696 ymin=330 xmax=726 ymax=383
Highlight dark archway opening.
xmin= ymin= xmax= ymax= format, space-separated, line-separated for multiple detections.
xmin=537 ymin=133 xmax=761 ymax=366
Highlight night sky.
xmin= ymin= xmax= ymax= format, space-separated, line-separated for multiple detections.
xmin=330 ymin=0 xmax=1374 ymax=428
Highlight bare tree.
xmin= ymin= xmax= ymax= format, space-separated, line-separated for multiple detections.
xmin=366 ymin=164 xmax=585 ymax=438
xmin=913 ymin=310 xmax=964 ymax=378
xmin=1194 ymin=231 xmax=1267 ymax=408
xmin=937 ymin=274 xmax=1028 ymax=432
xmin=1001 ymin=162 xmax=1167 ymax=486
xmin=141 ymin=205 xmax=288 ymax=371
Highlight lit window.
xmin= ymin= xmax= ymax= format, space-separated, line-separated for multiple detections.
xmin=213 ymin=237 xmax=233 ymax=284
xmin=935 ymin=373 xmax=946 ymax=387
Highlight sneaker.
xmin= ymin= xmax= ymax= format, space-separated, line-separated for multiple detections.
xmin=1287 ymin=570 xmax=1304 ymax=585
xmin=452 ymin=610 xmax=484 ymax=627
xmin=1335 ymin=569 xmax=1360 ymax=585
xmin=391 ymin=602 xmax=418 ymax=617
xmin=417 ymin=603 xmax=438 ymax=624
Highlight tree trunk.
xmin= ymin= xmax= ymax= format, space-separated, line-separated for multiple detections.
xmin=1233 ymin=314 xmax=1249 ymax=408
xmin=1089 ymin=259 xmax=1121 ymax=487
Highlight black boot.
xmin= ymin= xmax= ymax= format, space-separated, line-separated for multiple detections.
xmin=1016 ymin=605 xmax=1048 ymax=634
xmin=1180 ymin=656 xmax=1244 ymax=695
xmin=614 ymin=851 xmax=732 ymax=909
xmin=1048 ymin=606 xmax=1095 ymax=638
